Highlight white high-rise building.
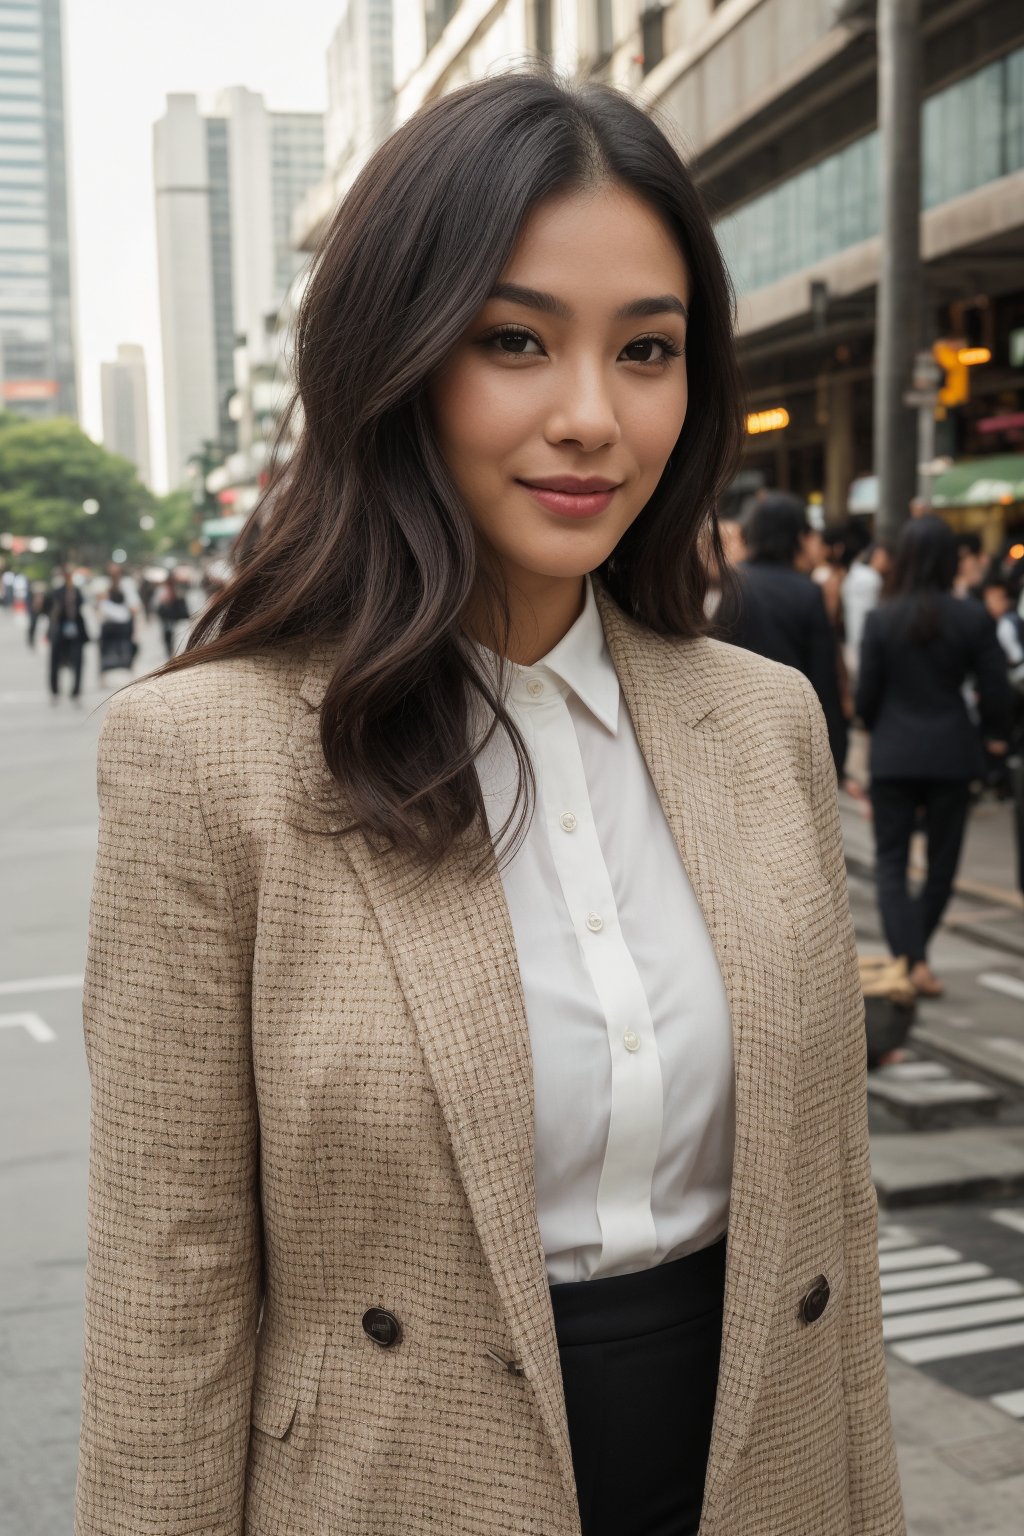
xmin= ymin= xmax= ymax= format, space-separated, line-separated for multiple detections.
xmin=100 ymin=343 xmax=152 ymax=487
xmin=153 ymin=90 xmax=323 ymax=488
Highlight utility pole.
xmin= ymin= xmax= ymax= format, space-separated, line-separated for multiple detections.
xmin=874 ymin=0 xmax=922 ymax=540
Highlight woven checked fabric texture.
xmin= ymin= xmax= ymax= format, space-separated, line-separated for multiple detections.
xmin=75 ymin=581 xmax=905 ymax=1536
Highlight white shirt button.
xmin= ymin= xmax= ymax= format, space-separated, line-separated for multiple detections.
xmin=585 ymin=912 xmax=604 ymax=933
xmin=526 ymin=679 xmax=544 ymax=697
xmin=559 ymin=811 xmax=578 ymax=832
xmin=623 ymin=1030 xmax=640 ymax=1053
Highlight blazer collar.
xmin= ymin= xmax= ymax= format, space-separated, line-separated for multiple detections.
xmin=289 ymin=579 xmax=795 ymax=1533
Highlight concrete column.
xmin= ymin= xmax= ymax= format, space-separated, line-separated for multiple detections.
xmin=825 ymin=375 xmax=855 ymax=522
xmin=874 ymin=0 xmax=922 ymax=539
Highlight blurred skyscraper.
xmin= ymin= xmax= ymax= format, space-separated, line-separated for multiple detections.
xmin=294 ymin=0 xmax=393 ymax=247
xmin=100 ymin=343 xmax=152 ymax=488
xmin=0 ymin=0 xmax=76 ymax=421
xmin=153 ymin=89 xmax=323 ymax=489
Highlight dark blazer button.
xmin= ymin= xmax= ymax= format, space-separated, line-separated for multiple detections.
xmin=800 ymin=1275 xmax=831 ymax=1324
xmin=362 ymin=1307 xmax=402 ymax=1348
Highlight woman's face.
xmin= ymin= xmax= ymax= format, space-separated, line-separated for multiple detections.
xmin=429 ymin=181 xmax=691 ymax=595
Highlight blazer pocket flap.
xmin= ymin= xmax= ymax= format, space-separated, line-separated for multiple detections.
xmin=251 ymin=1330 xmax=327 ymax=1440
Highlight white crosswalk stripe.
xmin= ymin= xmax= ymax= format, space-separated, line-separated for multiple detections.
xmin=882 ymin=1278 xmax=1021 ymax=1315
xmin=883 ymin=1295 xmax=1024 ymax=1342
xmin=877 ymin=1244 xmax=962 ymax=1273
xmin=890 ymin=1320 xmax=1024 ymax=1364
xmin=990 ymin=1208 xmax=1024 ymax=1237
xmin=990 ymin=1388 xmax=1024 ymax=1418
xmin=880 ymin=1262 xmax=991 ymax=1293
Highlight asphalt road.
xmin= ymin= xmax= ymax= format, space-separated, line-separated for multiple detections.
xmin=2 ymin=602 xmax=1024 ymax=1533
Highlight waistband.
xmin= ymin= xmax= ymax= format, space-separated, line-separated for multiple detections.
xmin=549 ymin=1236 xmax=727 ymax=1348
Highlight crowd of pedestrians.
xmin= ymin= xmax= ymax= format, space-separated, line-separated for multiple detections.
xmin=1 ymin=561 xmax=204 ymax=702
xmin=714 ymin=493 xmax=1022 ymax=999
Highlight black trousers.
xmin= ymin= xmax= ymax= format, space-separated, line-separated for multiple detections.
xmin=550 ymin=1237 xmax=726 ymax=1536
xmin=49 ymin=636 xmax=83 ymax=696
xmin=870 ymin=777 xmax=972 ymax=966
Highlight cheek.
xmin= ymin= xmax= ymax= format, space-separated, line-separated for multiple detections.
xmin=623 ymin=375 xmax=688 ymax=474
xmin=432 ymin=360 xmax=534 ymax=480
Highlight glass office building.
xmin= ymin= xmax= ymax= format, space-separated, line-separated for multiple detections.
xmin=0 ymin=0 xmax=76 ymax=419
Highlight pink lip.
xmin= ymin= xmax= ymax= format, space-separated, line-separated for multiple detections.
xmin=517 ymin=476 xmax=621 ymax=520
xmin=519 ymin=476 xmax=620 ymax=492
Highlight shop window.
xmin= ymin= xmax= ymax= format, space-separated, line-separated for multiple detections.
xmin=534 ymin=0 xmax=553 ymax=60
xmin=640 ymin=5 xmax=665 ymax=75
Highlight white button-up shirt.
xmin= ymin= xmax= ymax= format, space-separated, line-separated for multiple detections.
xmin=473 ymin=576 xmax=735 ymax=1284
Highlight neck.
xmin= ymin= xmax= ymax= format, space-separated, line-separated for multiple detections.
xmin=468 ymin=569 xmax=587 ymax=666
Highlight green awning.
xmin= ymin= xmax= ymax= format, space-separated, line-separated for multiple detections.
xmin=931 ymin=455 xmax=1024 ymax=509
xmin=201 ymin=513 xmax=246 ymax=540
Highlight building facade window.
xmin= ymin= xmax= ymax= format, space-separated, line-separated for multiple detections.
xmin=718 ymin=44 xmax=1024 ymax=296
xmin=641 ymin=5 xmax=665 ymax=76
xmin=533 ymin=0 xmax=553 ymax=61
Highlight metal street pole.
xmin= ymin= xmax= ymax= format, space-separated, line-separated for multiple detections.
xmin=874 ymin=0 xmax=922 ymax=540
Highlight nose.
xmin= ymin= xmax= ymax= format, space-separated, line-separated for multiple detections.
xmin=544 ymin=358 xmax=621 ymax=453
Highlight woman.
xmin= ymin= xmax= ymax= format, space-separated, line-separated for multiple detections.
xmin=856 ymin=516 xmax=1011 ymax=997
xmin=76 ymin=73 xmax=902 ymax=1536
xmin=155 ymin=572 xmax=190 ymax=658
xmin=97 ymin=579 xmax=137 ymax=677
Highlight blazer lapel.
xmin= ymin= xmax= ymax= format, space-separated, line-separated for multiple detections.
xmin=288 ymin=655 xmax=578 ymax=1517
xmin=595 ymin=583 xmax=798 ymax=1528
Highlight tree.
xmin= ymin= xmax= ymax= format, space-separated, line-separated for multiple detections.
xmin=0 ymin=412 xmax=157 ymax=564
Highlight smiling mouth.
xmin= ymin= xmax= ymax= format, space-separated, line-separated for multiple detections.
xmin=515 ymin=479 xmax=621 ymax=519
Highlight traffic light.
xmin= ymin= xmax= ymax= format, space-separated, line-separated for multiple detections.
xmin=932 ymin=338 xmax=969 ymax=409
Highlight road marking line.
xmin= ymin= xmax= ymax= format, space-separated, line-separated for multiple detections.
xmin=990 ymin=1209 xmax=1024 ymax=1236
xmin=882 ymin=1278 xmax=1022 ymax=1315
xmin=878 ymin=1245 xmax=962 ymax=1273
xmin=881 ymin=1262 xmax=991 ymax=1293
xmin=0 ymin=974 xmax=83 ymax=996
xmin=979 ymin=973 xmax=1024 ymax=1003
xmin=883 ymin=1296 xmax=1024 ymax=1342
xmin=891 ymin=1320 xmax=1024 ymax=1364
xmin=877 ymin=1227 xmax=917 ymax=1251
xmin=991 ymin=1388 xmax=1024 ymax=1418
xmin=875 ymin=1062 xmax=950 ymax=1080
xmin=0 ymin=1012 xmax=55 ymax=1043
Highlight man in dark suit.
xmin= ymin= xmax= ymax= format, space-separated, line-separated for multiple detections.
xmin=725 ymin=493 xmax=848 ymax=777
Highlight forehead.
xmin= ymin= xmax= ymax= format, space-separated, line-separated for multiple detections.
xmin=501 ymin=181 xmax=691 ymax=305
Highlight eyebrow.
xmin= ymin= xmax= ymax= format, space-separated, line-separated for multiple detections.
xmin=488 ymin=281 xmax=688 ymax=323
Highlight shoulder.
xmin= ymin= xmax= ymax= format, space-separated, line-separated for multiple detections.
xmin=665 ymin=630 xmax=813 ymax=744
xmin=97 ymin=643 xmax=310 ymax=780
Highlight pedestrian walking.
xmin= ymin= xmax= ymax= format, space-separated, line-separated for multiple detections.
xmin=75 ymin=72 xmax=903 ymax=1536
xmin=842 ymin=538 xmax=893 ymax=684
xmin=855 ymin=516 xmax=1012 ymax=998
xmin=982 ymin=573 xmax=1024 ymax=896
xmin=97 ymin=581 xmax=137 ymax=677
xmin=725 ymin=491 xmax=849 ymax=777
xmin=154 ymin=573 xmax=189 ymax=658
xmin=44 ymin=567 xmax=90 ymax=704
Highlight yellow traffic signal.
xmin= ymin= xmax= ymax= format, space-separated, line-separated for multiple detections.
xmin=932 ymin=338 xmax=969 ymax=408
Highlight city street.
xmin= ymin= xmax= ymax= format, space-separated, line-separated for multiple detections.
xmin=3 ymin=605 xmax=1024 ymax=1532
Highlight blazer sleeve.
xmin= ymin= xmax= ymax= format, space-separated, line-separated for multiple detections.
xmin=853 ymin=608 xmax=883 ymax=728
xmin=803 ymin=583 xmax=848 ymax=777
xmin=796 ymin=674 xmax=906 ymax=1535
xmin=76 ymin=684 xmax=260 ymax=1536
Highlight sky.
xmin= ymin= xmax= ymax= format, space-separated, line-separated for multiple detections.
xmin=64 ymin=1 xmax=345 ymax=490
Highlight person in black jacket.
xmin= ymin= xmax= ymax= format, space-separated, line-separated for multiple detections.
xmin=725 ymin=492 xmax=848 ymax=776
xmin=855 ymin=516 xmax=1011 ymax=997
xmin=44 ymin=566 xmax=91 ymax=703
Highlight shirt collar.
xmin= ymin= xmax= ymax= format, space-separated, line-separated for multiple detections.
xmin=478 ymin=574 xmax=621 ymax=736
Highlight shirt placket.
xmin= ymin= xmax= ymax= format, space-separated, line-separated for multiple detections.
xmin=521 ymin=674 xmax=665 ymax=1278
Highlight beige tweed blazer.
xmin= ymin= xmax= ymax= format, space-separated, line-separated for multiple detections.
xmin=76 ymin=581 xmax=904 ymax=1536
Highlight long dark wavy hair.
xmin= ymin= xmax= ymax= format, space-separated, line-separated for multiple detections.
xmin=153 ymin=70 xmax=744 ymax=870
xmin=883 ymin=514 xmax=959 ymax=645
